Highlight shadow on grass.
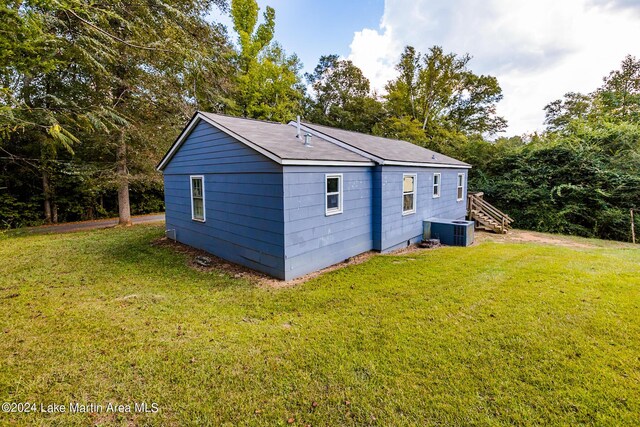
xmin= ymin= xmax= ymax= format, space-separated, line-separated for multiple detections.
xmin=93 ymin=225 xmax=257 ymax=290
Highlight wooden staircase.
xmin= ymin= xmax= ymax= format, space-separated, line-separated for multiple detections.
xmin=467 ymin=192 xmax=514 ymax=234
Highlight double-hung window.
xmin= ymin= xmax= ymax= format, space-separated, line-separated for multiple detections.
xmin=457 ymin=173 xmax=464 ymax=201
xmin=402 ymin=174 xmax=416 ymax=215
xmin=190 ymin=175 xmax=205 ymax=221
xmin=433 ymin=173 xmax=441 ymax=198
xmin=325 ymin=174 xmax=343 ymax=215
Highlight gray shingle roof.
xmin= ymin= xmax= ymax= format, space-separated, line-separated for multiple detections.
xmin=158 ymin=112 xmax=471 ymax=170
xmin=300 ymin=122 xmax=470 ymax=167
xmin=200 ymin=113 xmax=372 ymax=163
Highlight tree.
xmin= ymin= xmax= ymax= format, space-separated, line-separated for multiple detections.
xmin=474 ymin=55 xmax=640 ymax=243
xmin=305 ymin=55 xmax=383 ymax=133
xmin=598 ymin=55 xmax=640 ymax=123
xmin=372 ymin=116 xmax=428 ymax=146
xmin=385 ymin=46 xmax=506 ymax=141
xmin=545 ymin=56 xmax=640 ymax=133
xmin=1 ymin=0 xmax=233 ymax=226
xmin=544 ymin=92 xmax=594 ymax=132
xmin=1 ymin=1 xmax=128 ymax=223
xmin=230 ymin=0 xmax=303 ymax=121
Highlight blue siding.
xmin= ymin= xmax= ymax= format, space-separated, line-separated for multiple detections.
xmin=282 ymin=166 xmax=374 ymax=280
xmin=163 ymin=121 xmax=280 ymax=175
xmin=378 ymin=166 xmax=467 ymax=252
xmin=162 ymin=120 xmax=470 ymax=280
xmin=163 ymin=121 xmax=285 ymax=279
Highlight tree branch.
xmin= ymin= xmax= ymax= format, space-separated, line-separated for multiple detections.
xmin=64 ymin=8 xmax=173 ymax=53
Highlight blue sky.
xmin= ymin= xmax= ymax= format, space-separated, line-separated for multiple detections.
xmin=214 ymin=0 xmax=640 ymax=135
xmin=258 ymin=0 xmax=383 ymax=74
xmin=212 ymin=0 xmax=384 ymax=75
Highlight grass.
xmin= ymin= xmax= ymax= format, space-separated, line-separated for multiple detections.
xmin=0 ymin=225 xmax=639 ymax=426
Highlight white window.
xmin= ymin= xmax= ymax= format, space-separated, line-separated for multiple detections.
xmin=402 ymin=174 xmax=416 ymax=215
xmin=325 ymin=174 xmax=343 ymax=215
xmin=433 ymin=173 xmax=441 ymax=198
xmin=457 ymin=173 xmax=465 ymax=201
xmin=190 ymin=175 xmax=205 ymax=221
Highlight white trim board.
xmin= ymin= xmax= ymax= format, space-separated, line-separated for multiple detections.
xmin=456 ymin=172 xmax=465 ymax=202
xmin=281 ymin=159 xmax=374 ymax=167
xmin=189 ymin=175 xmax=206 ymax=222
xmin=383 ymin=161 xmax=471 ymax=169
xmin=402 ymin=173 xmax=417 ymax=216
xmin=325 ymin=173 xmax=344 ymax=216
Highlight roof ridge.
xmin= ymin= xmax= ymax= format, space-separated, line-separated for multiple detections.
xmin=302 ymin=120 xmax=424 ymax=146
xmin=300 ymin=121 xmax=470 ymax=167
xmin=200 ymin=111 xmax=288 ymax=126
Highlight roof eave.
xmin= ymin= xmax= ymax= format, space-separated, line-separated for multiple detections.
xmin=382 ymin=160 xmax=472 ymax=169
xmin=281 ymin=159 xmax=376 ymax=167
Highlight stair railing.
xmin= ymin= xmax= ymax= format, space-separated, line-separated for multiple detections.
xmin=467 ymin=192 xmax=514 ymax=232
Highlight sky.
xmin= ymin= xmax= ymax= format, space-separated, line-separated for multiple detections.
xmin=213 ymin=0 xmax=640 ymax=136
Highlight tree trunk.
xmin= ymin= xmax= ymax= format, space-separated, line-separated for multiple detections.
xmin=42 ymin=170 xmax=52 ymax=224
xmin=116 ymin=131 xmax=132 ymax=226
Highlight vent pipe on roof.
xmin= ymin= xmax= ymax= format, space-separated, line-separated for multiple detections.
xmin=303 ymin=133 xmax=312 ymax=147
xmin=296 ymin=115 xmax=301 ymax=138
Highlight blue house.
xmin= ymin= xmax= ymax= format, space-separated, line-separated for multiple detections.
xmin=157 ymin=112 xmax=471 ymax=280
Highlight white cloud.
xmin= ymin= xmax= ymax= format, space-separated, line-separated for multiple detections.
xmin=348 ymin=27 xmax=400 ymax=94
xmin=347 ymin=0 xmax=640 ymax=135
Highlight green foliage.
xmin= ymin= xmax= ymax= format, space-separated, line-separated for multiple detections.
xmin=599 ymin=55 xmax=640 ymax=123
xmin=231 ymin=0 xmax=274 ymax=72
xmin=385 ymin=45 xmax=507 ymax=139
xmin=236 ymin=43 xmax=304 ymax=121
xmin=229 ymin=0 xmax=303 ymax=121
xmin=463 ymin=55 xmax=639 ymax=242
xmin=467 ymin=123 xmax=640 ymax=242
xmin=0 ymin=193 xmax=41 ymax=229
xmin=545 ymin=55 xmax=640 ymax=133
xmin=304 ymin=55 xmax=383 ymax=133
xmin=372 ymin=116 xmax=428 ymax=145
xmin=1 ymin=0 xmax=232 ymax=226
xmin=544 ymin=92 xmax=594 ymax=132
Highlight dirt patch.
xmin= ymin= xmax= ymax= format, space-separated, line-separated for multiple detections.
xmin=152 ymin=237 xmax=275 ymax=285
xmin=511 ymin=231 xmax=595 ymax=248
xmin=474 ymin=229 xmax=624 ymax=249
xmin=152 ymin=237 xmax=442 ymax=288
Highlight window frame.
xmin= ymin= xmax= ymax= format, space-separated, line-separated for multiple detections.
xmin=432 ymin=173 xmax=441 ymax=199
xmin=402 ymin=173 xmax=417 ymax=216
xmin=325 ymin=173 xmax=343 ymax=216
xmin=190 ymin=175 xmax=206 ymax=222
xmin=457 ymin=173 xmax=465 ymax=202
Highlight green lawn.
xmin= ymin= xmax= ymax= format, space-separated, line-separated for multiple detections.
xmin=1 ymin=225 xmax=639 ymax=426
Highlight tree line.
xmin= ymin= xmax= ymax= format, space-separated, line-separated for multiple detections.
xmin=1 ymin=1 xmax=638 ymax=241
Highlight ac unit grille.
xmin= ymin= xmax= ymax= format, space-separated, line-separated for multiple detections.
xmin=453 ymin=225 xmax=465 ymax=246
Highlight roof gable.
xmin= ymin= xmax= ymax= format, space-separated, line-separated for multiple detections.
xmin=157 ymin=113 xmax=373 ymax=171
